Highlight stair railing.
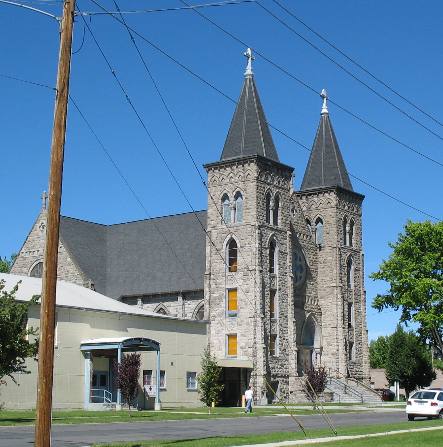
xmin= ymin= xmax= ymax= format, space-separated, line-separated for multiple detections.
xmin=327 ymin=377 xmax=363 ymax=403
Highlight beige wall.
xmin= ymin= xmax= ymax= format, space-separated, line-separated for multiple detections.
xmin=0 ymin=306 xmax=207 ymax=409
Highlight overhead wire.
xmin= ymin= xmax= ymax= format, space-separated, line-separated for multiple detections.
xmin=177 ymin=0 xmax=443 ymax=169
xmin=256 ymin=1 xmax=443 ymax=144
xmin=270 ymin=0 xmax=443 ymax=131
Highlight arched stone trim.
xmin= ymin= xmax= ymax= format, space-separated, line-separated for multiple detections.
xmin=153 ymin=303 xmax=169 ymax=316
xmin=221 ymin=192 xmax=231 ymax=224
xmin=29 ymin=259 xmax=44 ymax=278
xmin=314 ymin=215 xmax=324 ymax=246
xmin=192 ymin=300 xmax=205 ymax=320
xmin=223 ymin=234 xmax=240 ymax=273
xmin=233 ymin=189 xmax=244 ymax=223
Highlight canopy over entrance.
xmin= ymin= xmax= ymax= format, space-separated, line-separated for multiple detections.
xmin=81 ymin=337 xmax=161 ymax=410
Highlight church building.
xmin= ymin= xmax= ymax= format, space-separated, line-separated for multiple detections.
xmin=10 ymin=49 xmax=370 ymax=405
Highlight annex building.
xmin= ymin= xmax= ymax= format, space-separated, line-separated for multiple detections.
xmin=7 ymin=50 xmax=371 ymax=408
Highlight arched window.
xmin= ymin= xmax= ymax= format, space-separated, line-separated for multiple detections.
xmin=265 ymin=192 xmax=272 ymax=224
xmin=269 ymin=239 xmax=277 ymax=274
xmin=222 ymin=194 xmax=231 ymax=224
xmin=273 ymin=194 xmax=280 ymax=226
xmin=315 ymin=218 xmax=324 ymax=246
xmin=228 ymin=239 xmax=238 ymax=272
xmin=343 ymin=216 xmax=348 ymax=246
xmin=346 ymin=257 xmax=354 ymax=289
xmin=194 ymin=303 xmax=204 ymax=320
xmin=349 ymin=220 xmax=354 ymax=247
xmin=29 ymin=261 xmax=43 ymax=278
xmin=234 ymin=192 xmax=243 ymax=223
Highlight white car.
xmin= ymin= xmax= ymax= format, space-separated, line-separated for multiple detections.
xmin=406 ymin=388 xmax=443 ymax=420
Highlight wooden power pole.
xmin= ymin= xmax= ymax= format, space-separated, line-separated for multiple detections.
xmin=35 ymin=0 xmax=75 ymax=445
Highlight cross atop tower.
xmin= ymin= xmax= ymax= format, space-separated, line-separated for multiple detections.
xmin=41 ymin=190 xmax=48 ymax=210
xmin=244 ymin=47 xmax=254 ymax=77
xmin=320 ymin=88 xmax=328 ymax=115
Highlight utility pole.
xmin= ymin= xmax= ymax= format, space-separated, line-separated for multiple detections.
xmin=35 ymin=1 xmax=75 ymax=446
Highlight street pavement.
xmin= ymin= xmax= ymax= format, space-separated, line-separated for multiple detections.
xmin=1 ymin=410 xmax=408 ymax=447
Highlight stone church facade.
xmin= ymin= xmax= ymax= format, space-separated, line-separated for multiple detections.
xmin=11 ymin=51 xmax=370 ymax=404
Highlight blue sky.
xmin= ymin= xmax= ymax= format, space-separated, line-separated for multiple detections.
xmin=1 ymin=0 xmax=441 ymax=341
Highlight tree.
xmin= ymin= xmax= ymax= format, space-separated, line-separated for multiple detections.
xmin=198 ymin=347 xmax=224 ymax=413
xmin=369 ymin=336 xmax=390 ymax=368
xmin=115 ymin=353 xmax=141 ymax=413
xmin=385 ymin=325 xmax=435 ymax=397
xmin=371 ymin=221 xmax=443 ymax=357
xmin=304 ymin=366 xmax=328 ymax=404
xmin=0 ymin=254 xmax=16 ymax=273
xmin=0 ymin=280 xmax=39 ymax=385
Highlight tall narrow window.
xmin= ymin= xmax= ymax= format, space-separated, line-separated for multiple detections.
xmin=269 ymin=239 xmax=277 ymax=274
xmin=228 ymin=239 xmax=238 ymax=272
xmin=222 ymin=194 xmax=231 ymax=224
xmin=265 ymin=192 xmax=272 ymax=224
xmin=343 ymin=217 xmax=348 ymax=246
xmin=306 ymin=219 xmax=312 ymax=235
xmin=227 ymin=289 xmax=238 ymax=315
xmin=269 ymin=334 xmax=278 ymax=356
xmin=270 ymin=289 xmax=276 ymax=319
xmin=227 ymin=334 xmax=238 ymax=357
xmin=160 ymin=370 xmax=166 ymax=389
xmin=348 ymin=342 xmax=355 ymax=361
xmin=315 ymin=218 xmax=324 ymax=246
xmin=346 ymin=257 xmax=354 ymax=289
xmin=349 ymin=220 xmax=354 ymax=247
xmin=347 ymin=302 xmax=354 ymax=328
xmin=273 ymin=194 xmax=280 ymax=226
xmin=234 ymin=192 xmax=243 ymax=223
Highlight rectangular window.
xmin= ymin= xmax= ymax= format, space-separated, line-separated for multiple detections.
xmin=270 ymin=289 xmax=276 ymax=319
xmin=186 ymin=372 xmax=197 ymax=390
xmin=143 ymin=369 xmax=152 ymax=386
xmin=160 ymin=370 xmax=166 ymax=389
xmin=270 ymin=334 xmax=278 ymax=356
xmin=227 ymin=289 xmax=238 ymax=316
xmin=227 ymin=334 xmax=238 ymax=357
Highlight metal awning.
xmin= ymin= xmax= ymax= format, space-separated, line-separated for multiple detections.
xmin=80 ymin=337 xmax=160 ymax=352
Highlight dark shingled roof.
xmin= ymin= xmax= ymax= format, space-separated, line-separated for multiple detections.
xmin=220 ymin=74 xmax=279 ymax=162
xmin=301 ymin=111 xmax=353 ymax=192
xmin=59 ymin=211 xmax=207 ymax=299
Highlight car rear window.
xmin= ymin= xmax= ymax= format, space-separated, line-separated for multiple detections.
xmin=411 ymin=391 xmax=437 ymax=400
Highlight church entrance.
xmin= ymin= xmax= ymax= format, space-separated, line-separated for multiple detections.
xmin=298 ymin=315 xmax=322 ymax=375
xmin=220 ymin=367 xmax=251 ymax=406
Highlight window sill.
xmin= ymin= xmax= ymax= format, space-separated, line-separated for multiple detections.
xmin=186 ymin=388 xmax=198 ymax=392
xmin=227 ymin=312 xmax=238 ymax=317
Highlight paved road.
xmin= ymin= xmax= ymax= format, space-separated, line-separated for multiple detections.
xmin=1 ymin=411 xmax=407 ymax=447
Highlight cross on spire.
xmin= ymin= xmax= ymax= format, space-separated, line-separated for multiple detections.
xmin=320 ymin=88 xmax=328 ymax=114
xmin=244 ymin=47 xmax=254 ymax=77
xmin=41 ymin=191 xmax=48 ymax=210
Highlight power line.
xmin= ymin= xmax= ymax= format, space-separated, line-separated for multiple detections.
xmin=0 ymin=0 xmax=60 ymax=20
xmin=69 ymin=94 xmax=201 ymax=291
xmin=270 ymin=0 xmax=443 ymax=131
xmin=256 ymin=1 xmax=443 ymax=145
xmin=78 ymin=0 xmax=255 ymax=16
xmin=177 ymin=0 xmax=443 ymax=168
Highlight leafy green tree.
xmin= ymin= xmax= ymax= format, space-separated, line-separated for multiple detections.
xmin=0 ymin=280 xmax=39 ymax=385
xmin=198 ymin=347 xmax=224 ymax=413
xmin=369 ymin=336 xmax=390 ymax=368
xmin=115 ymin=353 xmax=141 ymax=413
xmin=0 ymin=254 xmax=16 ymax=273
xmin=371 ymin=221 xmax=443 ymax=357
xmin=385 ymin=325 xmax=435 ymax=397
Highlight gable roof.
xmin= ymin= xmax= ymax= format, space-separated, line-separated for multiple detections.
xmin=220 ymin=73 xmax=279 ymax=162
xmin=58 ymin=211 xmax=207 ymax=299
xmin=301 ymin=110 xmax=353 ymax=192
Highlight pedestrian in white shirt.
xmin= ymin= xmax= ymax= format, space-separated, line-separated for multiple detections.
xmin=244 ymin=386 xmax=253 ymax=413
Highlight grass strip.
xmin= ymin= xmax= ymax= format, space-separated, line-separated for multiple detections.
xmin=93 ymin=419 xmax=443 ymax=447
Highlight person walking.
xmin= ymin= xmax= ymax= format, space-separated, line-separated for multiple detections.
xmin=244 ymin=386 xmax=253 ymax=413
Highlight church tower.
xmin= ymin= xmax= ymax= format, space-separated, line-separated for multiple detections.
xmin=297 ymin=91 xmax=370 ymax=381
xmin=204 ymin=49 xmax=296 ymax=404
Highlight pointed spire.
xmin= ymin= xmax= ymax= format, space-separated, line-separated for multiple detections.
xmin=220 ymin=48 xmax=279 ymax=162
xmin=244 ymin=47 xmax=254 ymax=77
xmin=301 ymin=91 xmax=353 ymax=192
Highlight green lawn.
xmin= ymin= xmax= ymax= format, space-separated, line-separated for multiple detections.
xmin=0 ymin=406 xmax=361 ymax=426
xmin=93 ymin=420 xmax=443 ymax=447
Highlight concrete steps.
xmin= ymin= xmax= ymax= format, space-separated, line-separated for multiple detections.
xmin=326 ymin=378 xmax=382 ymax=404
